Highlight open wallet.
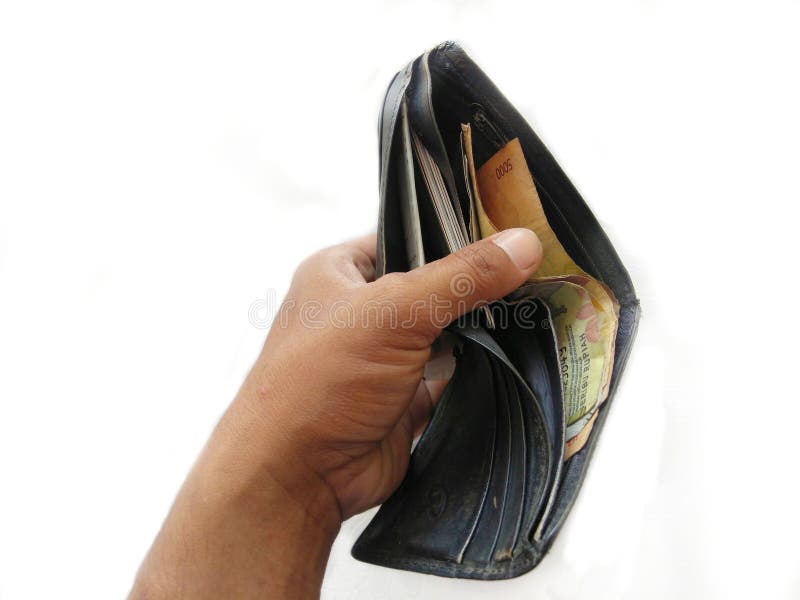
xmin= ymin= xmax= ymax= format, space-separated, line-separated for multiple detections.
xmin=351 ymin=42 xmax=641 ymax=580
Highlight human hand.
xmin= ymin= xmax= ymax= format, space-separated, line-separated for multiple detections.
xmin=131 ymin=228 xmax=542 ymax=599
xmin=247 ymin=228 xmax=543 ymax=521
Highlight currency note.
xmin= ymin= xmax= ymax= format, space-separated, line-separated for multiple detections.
xmin=474 ymin=137 xmax=619 ymax=459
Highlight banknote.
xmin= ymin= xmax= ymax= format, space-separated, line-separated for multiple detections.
xmin=460 ymin=123 xmax=483 ymax=244
xmin=521 ymin=279 xmax=608 ymax=459
xmin=472 ymin=136 xmax=619 ymax=459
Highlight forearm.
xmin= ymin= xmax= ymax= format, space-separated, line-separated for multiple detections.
xmin=130 ymin=393 xmax=341 ymax=599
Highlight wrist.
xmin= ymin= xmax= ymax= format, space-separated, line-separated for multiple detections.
xmin=131 ymin=390 xmax=341 ymax=599
xmin=226 ymin=376 xmax=344 ymax=533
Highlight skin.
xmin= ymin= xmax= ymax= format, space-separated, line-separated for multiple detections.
xmin=130 ymin=227 xmax=543 ymax=599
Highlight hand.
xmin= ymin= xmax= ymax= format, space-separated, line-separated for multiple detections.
xmin=131 ymin=228 xmax=542 ymax=599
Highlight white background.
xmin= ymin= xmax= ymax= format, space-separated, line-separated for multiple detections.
xmin=1 ymin=1 xmax=799 ymax=598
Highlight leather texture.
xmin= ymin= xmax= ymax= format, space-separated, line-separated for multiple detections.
xmin=355 ymin=41 xmax=641 ymax=580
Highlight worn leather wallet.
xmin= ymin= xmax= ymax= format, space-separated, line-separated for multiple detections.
xmin=351 ymin=42 xmax=640 ymax=580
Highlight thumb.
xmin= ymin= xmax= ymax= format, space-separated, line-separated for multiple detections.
xmin=383 ymin=228 xmax=543 ymax=337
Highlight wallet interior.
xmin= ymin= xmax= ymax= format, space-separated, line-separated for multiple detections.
xmin=355 ymin=41 xmax=640 ymax=580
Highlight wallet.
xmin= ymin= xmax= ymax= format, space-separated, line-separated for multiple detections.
xmin=351 ymin=42 xmax=641 ymax=580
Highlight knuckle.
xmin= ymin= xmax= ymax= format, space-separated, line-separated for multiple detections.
xmin=455 ymin=245 xmax=500 ymax=287
xmin=374 ymin=272 xmax=407 ymax=297
xmin=360 ymin=273 xmax=431 ymax=342
xmin=292 ymin=246 xmax=340 ymax=285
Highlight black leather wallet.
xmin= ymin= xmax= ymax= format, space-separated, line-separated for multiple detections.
xmin=352 ymin=42 xmax=640 ymax=580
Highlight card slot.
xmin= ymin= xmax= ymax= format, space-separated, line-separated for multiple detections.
xmin=450 ymin=323 xmax=552 ymax=543
xmin=491 ymin=299 xmax=566 ymax=543
xmin=378 ymin=110 xmax=411 ymax=274
xmin=352 ymin=340 xmax=497 ymax=564
xmin=462 ymin=356 xmax=512 ymax=563
xmin=491 ymin=366 xmax=527 ymax=560
xmin=493 ymin=300 xmax=565 ymax=465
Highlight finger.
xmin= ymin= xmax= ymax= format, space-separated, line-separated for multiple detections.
xmin=336 ymin=234 xmax=377 ymax=283
xmin=295 ymin=235 xmax=377 ymax=287
xmin=343 ymin=233 xmax=377 ymax=263
xmin=377 ymin=228 xmax=542 ymax=337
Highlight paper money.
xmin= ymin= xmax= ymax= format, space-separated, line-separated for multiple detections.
xmin=460 ymin=123 xmax=483 ymax=244
xmin=474 ymin=137 xmax=619 ymax=460
xmin=523 ymin=280 xmax=607 ymax=439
